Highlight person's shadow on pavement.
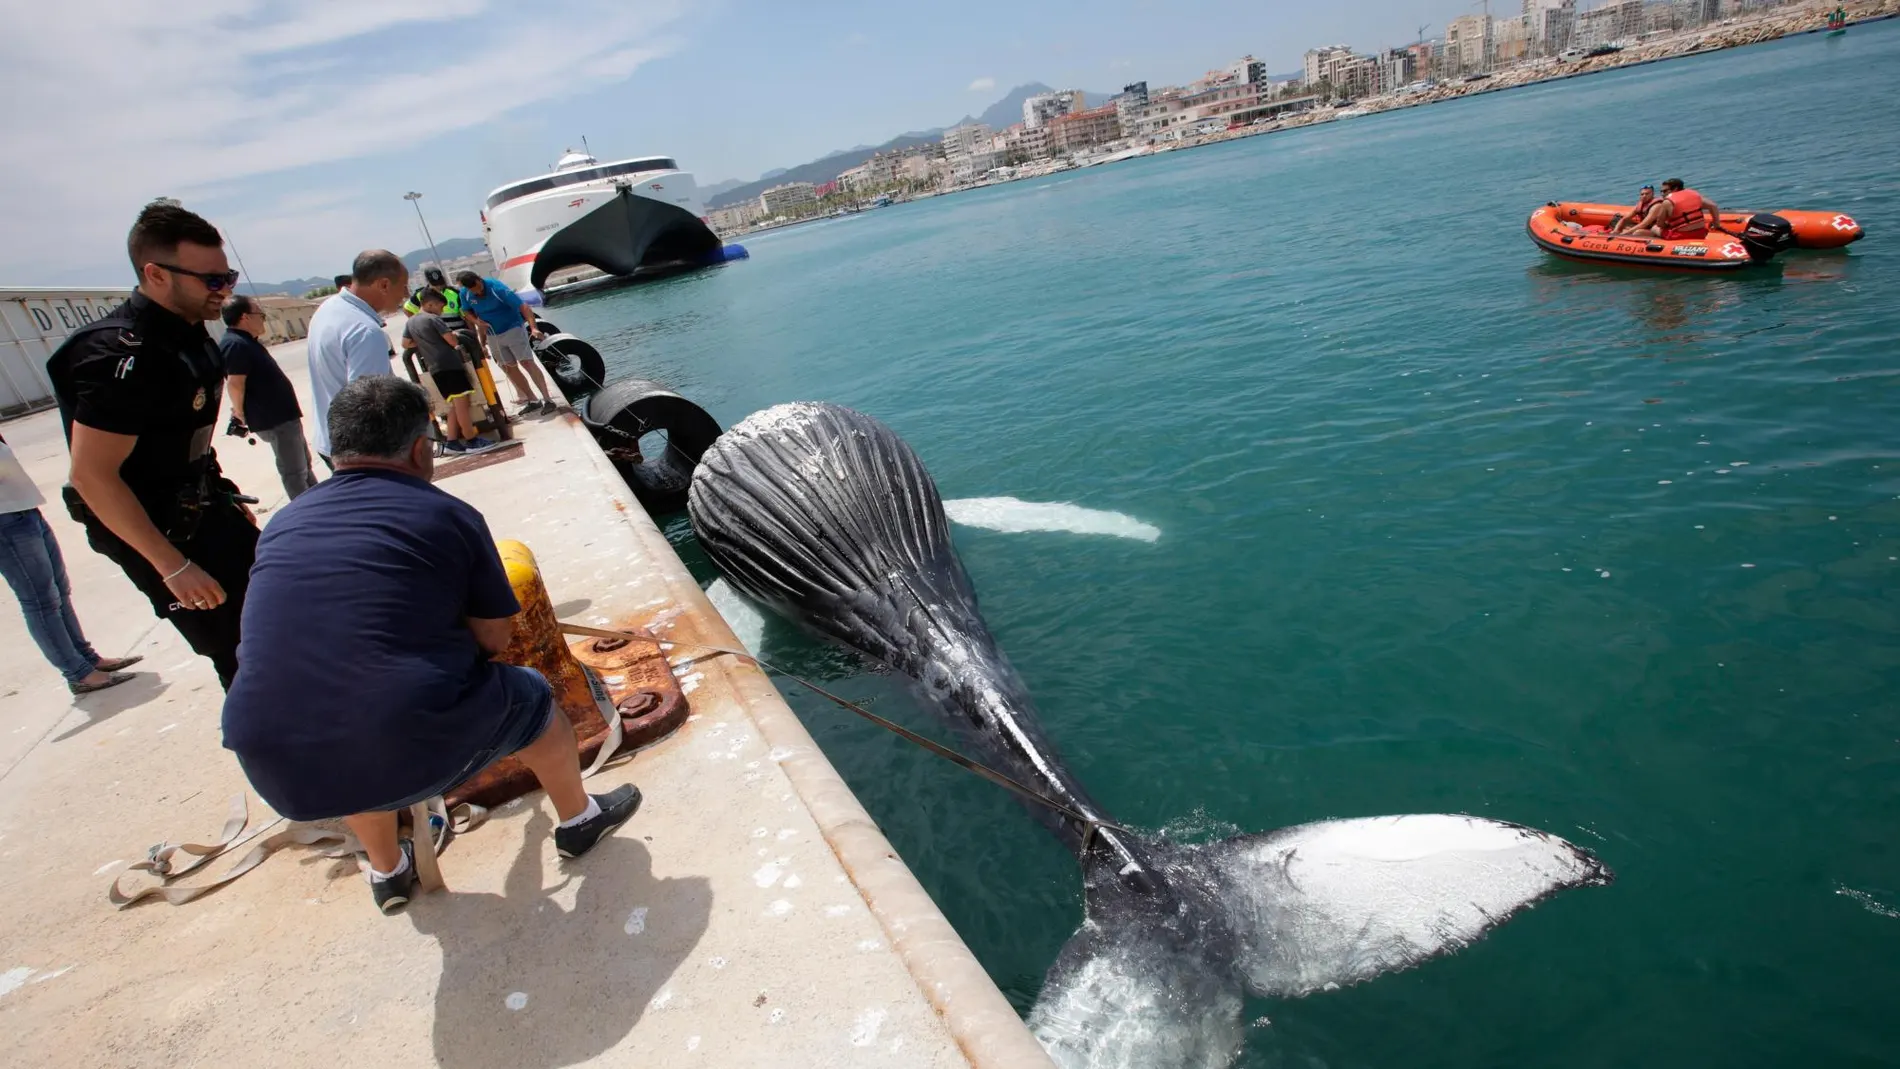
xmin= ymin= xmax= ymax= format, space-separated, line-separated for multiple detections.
xmin=53 ymin=674 xmax=171 ymax=742
xmin=410 ymin=809 xmax=713 ymax=1069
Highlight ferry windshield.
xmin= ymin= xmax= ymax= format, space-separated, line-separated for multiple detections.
xmin=485 ymin=158 xmax=679 ymax=211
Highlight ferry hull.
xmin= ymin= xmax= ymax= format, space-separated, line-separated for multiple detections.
xmin=523 ymin=190 xmax=722 ymax=292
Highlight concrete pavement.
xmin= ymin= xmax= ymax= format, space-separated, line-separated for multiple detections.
xmin=0 ymin=335 xmax=1052 ymax=1068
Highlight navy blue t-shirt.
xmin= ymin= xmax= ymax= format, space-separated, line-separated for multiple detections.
xmin=217 ymin=327 xmax=302 ymax=431
xmin=221 ymin=468 xmax=520 ymax=820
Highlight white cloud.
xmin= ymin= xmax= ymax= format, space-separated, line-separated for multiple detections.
xmin=967 ymin=76 xmax=997 ymax=92
xmin=0 ymin=0 xmax=686 ymax=282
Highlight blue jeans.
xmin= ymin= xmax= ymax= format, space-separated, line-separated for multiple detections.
xmin=0 ymin=508 xmax=100 ymax=684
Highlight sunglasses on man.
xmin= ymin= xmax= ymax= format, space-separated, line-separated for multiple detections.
xmin=153 ymin=262 xmax=242 ymax=291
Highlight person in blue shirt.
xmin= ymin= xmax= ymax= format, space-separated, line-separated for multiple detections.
xmin=221 ymin=376 xmax=640 ymax=914
xmin=455 ymin=272 xmax=560 ymax=416
xmin=306 ymin=250 xmax=407 ymax=467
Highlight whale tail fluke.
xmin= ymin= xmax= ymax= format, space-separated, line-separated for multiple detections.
xmin=1029 ymin=816 xmax=1611 ymax=1069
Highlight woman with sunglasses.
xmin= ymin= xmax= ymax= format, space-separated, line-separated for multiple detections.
xmin=45 ymin=200 xmax=260 ymax=691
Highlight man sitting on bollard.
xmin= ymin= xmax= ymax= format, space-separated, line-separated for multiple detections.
xmin=220 ymin=377 xmax=640 ymax=914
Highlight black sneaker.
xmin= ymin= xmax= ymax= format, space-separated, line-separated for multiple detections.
xmin=554 ymin=784 xmax=643 ymax=859
xmin=370 ymin=839 xmax=419 ymax=915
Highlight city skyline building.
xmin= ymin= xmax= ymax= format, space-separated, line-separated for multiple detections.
xmin=1227 ymin=55 xmax=1270 ymax=86
xmin=1446 ymin=13 xmax=1495 ymax=73
xmin=1022 ymin=89 xmax=1086 ymax=129
xmin=759 ymin=180 xmax=818 ymax=216
xmin=1303 ymin=45 xmax=1356 ymax=86
xmin=1526 ymin=0 xmax=1579 ymax=55
xmin=941 ymin=120 xmax=1000 ymax=180
xmin=1046 ymin=104 xmax=1123 ymax=152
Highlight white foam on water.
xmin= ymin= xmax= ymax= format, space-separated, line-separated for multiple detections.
xmin=1837 ymin=886 xmax=1900 ymax=919
xmin=942 ymin=497 xmax=1161 ymax=543
xmin=703 ymin=579 xmax=767 ymax=655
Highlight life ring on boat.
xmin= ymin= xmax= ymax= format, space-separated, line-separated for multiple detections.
xmin=583 ymin=379 xmax=723 ymax=513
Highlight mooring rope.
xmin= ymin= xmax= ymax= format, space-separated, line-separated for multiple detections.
xmin=558 ymin=621 xmax=1131 ymax=839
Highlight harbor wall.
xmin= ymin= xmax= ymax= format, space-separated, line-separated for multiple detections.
xmin=0 ymin=288 xmax=133 ymax=417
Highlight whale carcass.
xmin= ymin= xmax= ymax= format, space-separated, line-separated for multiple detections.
xmin=687 ymin=401 xmax=1610 ymax=1068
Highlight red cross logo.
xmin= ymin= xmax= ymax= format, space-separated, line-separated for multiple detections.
xmin=1831 ymin=214 xmax=1857 ymax=231
xmin=1721 ymin=244 xmax=1748 ymax=259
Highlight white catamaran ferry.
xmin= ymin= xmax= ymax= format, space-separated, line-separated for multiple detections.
xmin=480 ymin=151 xmax=724 ymax=299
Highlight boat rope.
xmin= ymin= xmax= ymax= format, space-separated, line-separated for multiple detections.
xmin=558 ymin=621 xmax=1131 ymax=840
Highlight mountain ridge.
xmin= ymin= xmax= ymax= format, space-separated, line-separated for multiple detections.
xmin=239 ymin=237 xmax=489 ymax=297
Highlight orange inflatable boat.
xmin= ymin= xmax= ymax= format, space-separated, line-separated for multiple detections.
xmin=1528 ymin=202 xmax=1863 ymax=271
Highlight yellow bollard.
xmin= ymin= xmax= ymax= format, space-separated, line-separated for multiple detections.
xmin=444 ymin=541 xmax=614 ymax=808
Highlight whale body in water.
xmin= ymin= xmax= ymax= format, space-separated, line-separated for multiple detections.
xmin=688 ymin=402 xmax=1611 ymax=1068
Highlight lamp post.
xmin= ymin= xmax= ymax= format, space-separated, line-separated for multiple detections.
xmin=403 ymin=191 xmax=443 ymax=271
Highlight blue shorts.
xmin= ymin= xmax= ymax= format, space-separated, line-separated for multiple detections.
xmin=383 ymin=664 xmax=555 ymax=810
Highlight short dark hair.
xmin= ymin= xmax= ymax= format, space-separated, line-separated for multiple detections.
xmin=417 ymin=288 xmax=446 ymax=307
xmin=328 ymin=377 xmax=432 ymax=461
xmin=1661 ymin=178 xmax=1684 ymax=192
xmin=351 ymin=249 xmax=407 ymax=286
xmin=127 ymin=201 xmax=223 ymax=279
xmin=221 ymin=294 xmax=258 ymax=327
xmin=334 ymin=274 xmax=353 ymax=290
xmin=454 ymin=271 xmax=483 ymax=288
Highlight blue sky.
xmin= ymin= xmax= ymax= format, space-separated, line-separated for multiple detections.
xmin=1 ymin=0 xmax=1439 ymax=285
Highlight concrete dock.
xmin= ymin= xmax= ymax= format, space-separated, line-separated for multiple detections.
xmin=0 ymin=336 xmax=1053 ymax=1067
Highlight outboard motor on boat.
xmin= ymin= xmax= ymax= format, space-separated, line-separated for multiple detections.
xmin=1740 ymin=213 xmax=1798 ymax=263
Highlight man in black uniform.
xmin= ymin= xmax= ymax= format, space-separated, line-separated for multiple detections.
xmin=47 ymin=201 xmax=259 ymax=689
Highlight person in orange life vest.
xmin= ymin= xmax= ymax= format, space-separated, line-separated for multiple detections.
xmin=1609 ymin=186 xmax=1658 ymax=233
xmin=1627 ymin=178 xmax=1722 ymax=240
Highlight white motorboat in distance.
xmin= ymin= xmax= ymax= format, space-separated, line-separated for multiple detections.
xmin=481 ymin=151 xmax=729 ymax=299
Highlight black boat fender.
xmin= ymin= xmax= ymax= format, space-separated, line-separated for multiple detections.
xmin=532 ymin=332 xmax=606 ymax=404
xmin=583 ymin=378 xmax=722 ymax=513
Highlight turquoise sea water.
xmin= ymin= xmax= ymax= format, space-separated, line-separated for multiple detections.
xmin=555 ymin=25 xmax=1900 ymax=1067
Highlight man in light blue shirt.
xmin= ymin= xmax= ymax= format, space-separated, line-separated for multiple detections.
xmin=306 ymin=250 xmax=408 ymax=464
xmin=456 ymin=272 xmax=559 ymax=416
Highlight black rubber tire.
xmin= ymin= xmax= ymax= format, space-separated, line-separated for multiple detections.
xmin=534 ymin=334 xmax=606 ymax=404
xmin=584 ymin=379 xmax=723 ymax=514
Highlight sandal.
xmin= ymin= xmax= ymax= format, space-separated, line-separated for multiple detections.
xmin=95 ymin=655 xmax=144 ymax=672
xmin=71 ymin=671 xmax=136 ymax=696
